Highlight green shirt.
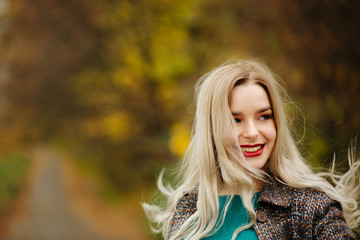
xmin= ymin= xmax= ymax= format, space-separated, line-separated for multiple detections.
xmin=202 ymin=192 xmax=261 ymax=240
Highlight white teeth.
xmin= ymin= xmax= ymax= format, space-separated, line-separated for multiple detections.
xmin=241 ymin=145 xmax=262 ymax=152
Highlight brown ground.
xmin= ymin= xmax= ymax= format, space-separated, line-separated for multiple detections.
xmin=61 ymin=149 xmax=150 ymax=240
xmin=1 ymin=146 xmax=150 ymax=240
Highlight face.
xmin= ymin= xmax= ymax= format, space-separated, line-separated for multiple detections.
xmin=229 ymin=83 xmax=276 ymax=170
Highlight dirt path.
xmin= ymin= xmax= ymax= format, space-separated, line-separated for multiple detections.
xmin=2 ymin=147 xmax=141 ymax=240
xmin=61 ymin=149 xmax=149 ymax=240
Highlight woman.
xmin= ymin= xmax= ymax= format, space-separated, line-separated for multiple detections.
xmin=142 ymin=60 xmax=360 ymax=239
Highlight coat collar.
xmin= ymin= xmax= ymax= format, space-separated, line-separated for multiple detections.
xmin=258 ymin=178 xmax=293 ymax=208
xmin=184 ymin=176 xmax=294 ymax=208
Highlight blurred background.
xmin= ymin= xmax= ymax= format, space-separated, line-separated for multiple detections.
xmin=0 ymin=0 xmax=359 ymax=239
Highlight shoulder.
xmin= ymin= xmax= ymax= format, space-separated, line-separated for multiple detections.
xmin=258 ymin=179 xmax=355 ymax=239
xmin=260 ymin=179 xmax=342 ymax=223
xmin=292 ymin=185 xmax=338 ymax=208
xmin=260 ymin=177 xmax=339 ymax=210
xmin=293 ymin=187 xmax=354 ymax=238
xmin=174 ymin=187 xmax=198 ymax=212
xmin=290 ymin=186 xmax=343 ymax=223
xmin=167 ymin=187 xmax=198 ymax=239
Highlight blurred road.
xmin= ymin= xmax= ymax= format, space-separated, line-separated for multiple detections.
xmin=4 ymin=148 xmax=117 ymax=240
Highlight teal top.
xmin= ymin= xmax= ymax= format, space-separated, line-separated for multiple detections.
xmin=202 ymin=192 xmax=261 ymax=240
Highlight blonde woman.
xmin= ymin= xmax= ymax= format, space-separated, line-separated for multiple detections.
xmin=142 ymin=60 xmax=360 ymax=239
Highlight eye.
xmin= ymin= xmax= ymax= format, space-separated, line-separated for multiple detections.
xmin=234 ymin=117 xmax=241 ymax=123
xmin=259 ymin=114 xmax=273 ymax=120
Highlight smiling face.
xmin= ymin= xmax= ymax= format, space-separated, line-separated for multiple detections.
xmin=229 ymin=82 xmax=276 ymax=170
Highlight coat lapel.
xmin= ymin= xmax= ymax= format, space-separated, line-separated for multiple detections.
xmin=254 ymin=178 xmax=294 ymax=240
xmin=258 ymin=178 xmax=293 ymax=207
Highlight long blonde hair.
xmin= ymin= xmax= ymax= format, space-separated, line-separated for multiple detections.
xmin=142 ymin=60 xmax=360 ymax=239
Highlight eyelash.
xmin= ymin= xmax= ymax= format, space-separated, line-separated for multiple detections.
xmin=234 ymin=114 xmax=273 ymax=123
xmin=259 ymin=114 xmax=273 ymax=120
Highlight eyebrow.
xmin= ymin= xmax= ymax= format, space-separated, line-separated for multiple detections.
xmin=231 ymin=106 xmax=272 ymax=116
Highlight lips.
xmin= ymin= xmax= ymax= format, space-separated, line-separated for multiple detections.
xmin=240 ymin=144 xmax=265 ymax=158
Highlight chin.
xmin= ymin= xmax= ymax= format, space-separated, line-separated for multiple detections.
xmin=246 ymin=158 xmax=268 ymax=170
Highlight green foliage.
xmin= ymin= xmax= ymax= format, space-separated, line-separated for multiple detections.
xmin=0 ymin=153 xmax=29 ymax=217
xmin=1 ymin=0 xmax=359 ymax=195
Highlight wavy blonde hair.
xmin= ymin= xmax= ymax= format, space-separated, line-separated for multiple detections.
xmin=142 ymin=60 xmax=360 ymax=239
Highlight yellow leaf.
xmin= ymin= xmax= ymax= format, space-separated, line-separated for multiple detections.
xmin=102 ymin=112 xmax=131 ymax=141
xmin=168 ymin=122 xmax=191 ymax=156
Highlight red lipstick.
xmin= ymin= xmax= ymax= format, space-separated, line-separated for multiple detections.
xmin=240 ymin=144 xmax=265 ymax=158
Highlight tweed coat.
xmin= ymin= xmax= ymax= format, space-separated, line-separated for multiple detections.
xmin=167 ymin=178 xmax=355 ymax=239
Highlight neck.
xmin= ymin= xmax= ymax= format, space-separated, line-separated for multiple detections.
xmin=254 ymin=179 xmax=264 ymax=191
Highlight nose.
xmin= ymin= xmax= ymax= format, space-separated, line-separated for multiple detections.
xmin=241 ymin=120 xmax=259 ymax=139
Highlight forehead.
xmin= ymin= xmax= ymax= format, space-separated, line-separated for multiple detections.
xmin=229 ymin=83 xmax=271 ymax=111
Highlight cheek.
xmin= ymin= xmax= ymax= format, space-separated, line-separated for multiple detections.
xmin=269 ymin=126 xmax=277 ymax=142
xmin=263 ymin=123 xmax=277 ymax=142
